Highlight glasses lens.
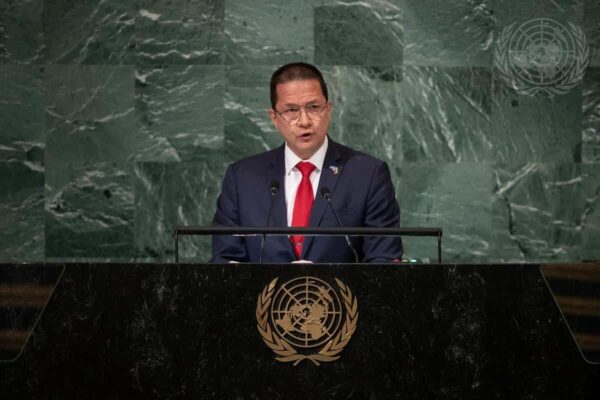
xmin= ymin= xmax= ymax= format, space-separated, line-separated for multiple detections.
xmin=306 ymin=104 xmax=325 ymax=115
xmin=281 ymin=109 xmax=300 ymax=122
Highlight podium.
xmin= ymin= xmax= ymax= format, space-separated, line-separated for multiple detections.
xmin=1 ymin=263 xmax=598 ymax=399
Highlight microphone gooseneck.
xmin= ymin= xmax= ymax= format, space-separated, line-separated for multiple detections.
xmin=259 ymin=180 xmax=280 ymax=263
xmin=320 ymin=187 xmax=359 ymax=263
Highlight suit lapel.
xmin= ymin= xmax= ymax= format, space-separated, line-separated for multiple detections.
xmin=301 ymin=140 xmax=345 ymax=259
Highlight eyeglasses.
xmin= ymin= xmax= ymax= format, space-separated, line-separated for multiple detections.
xmin=275 ymin=103 xmax=329 ymax=124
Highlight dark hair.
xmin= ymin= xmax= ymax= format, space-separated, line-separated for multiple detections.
xmin=269 ymin=62 xmax=328 ymax=109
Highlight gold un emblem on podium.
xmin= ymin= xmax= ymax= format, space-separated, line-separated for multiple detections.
xmin=256 ymin=276 xmax=358 ymax=366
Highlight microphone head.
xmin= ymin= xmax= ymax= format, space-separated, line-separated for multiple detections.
xmin=320 ymin=187 xmax=332 ymax=199
xmin=270 ymin=180 xmax=280 ymax=194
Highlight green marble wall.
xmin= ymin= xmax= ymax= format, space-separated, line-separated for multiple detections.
xmin=0 ymin=0 xmax=598 ymax=263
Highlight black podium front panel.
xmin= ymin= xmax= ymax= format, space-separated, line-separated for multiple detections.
xmin=0 ymin=263 xmax=598 ymax=399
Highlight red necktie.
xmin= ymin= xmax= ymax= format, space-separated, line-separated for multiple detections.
xmin=291 ymin=161 xmax=316 ymax=258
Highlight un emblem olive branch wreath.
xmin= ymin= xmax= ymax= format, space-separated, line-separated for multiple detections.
xmin=256 ymin=277 xmax=358 ymax=366
xmin=494 ymin=21 xmax=524 ymax=93
xmin=494 ymin=19 xmax=590 ymax=97
xmin=256 ymin=278 xmax=299 ymax=362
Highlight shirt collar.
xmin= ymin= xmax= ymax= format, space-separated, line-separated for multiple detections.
xmin=284 ymin=136 xmax=328 ymax=175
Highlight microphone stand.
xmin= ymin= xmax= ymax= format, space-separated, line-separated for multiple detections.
xmin=259 ymin=181 xmax=279 ymax=263
xmin=321 ymin=188 xmax=360 ymax=264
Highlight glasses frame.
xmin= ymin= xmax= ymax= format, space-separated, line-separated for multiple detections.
xmin=275 ymin=103 xmax=330 ymax=125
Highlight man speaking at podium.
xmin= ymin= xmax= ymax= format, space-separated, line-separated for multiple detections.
xmin=211 ymin=62 xmax=403 ymax=263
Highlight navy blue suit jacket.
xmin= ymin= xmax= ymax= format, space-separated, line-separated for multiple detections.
xmin=210 ymin=138 xmax=403 ymax=263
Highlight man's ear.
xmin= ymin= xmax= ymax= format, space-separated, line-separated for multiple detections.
xmin=268 ymin=109 xmax=277 ymax=125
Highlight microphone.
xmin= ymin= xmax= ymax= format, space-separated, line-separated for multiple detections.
xmin=259 ymin=180 xmax=280 ymax=263
xmin=320 ymin=187 xmax=359 ymax=263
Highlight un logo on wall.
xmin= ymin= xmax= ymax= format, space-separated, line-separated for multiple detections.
xmin=256 ymin=276 xmax=358 ymax=366
xmin=494 ymin=18 xmax=590 ymax=96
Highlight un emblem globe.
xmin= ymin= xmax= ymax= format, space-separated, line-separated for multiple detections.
xmin=270 ymin=277 xmax=343 ymax=348
xmin=509 ymin=18 xmax=577 ymax=86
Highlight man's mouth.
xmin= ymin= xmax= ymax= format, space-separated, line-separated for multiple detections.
xmin=298 ymin=132 xmax=312 ymax=141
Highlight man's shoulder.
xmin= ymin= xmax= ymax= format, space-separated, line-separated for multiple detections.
xmin=229 ymin=145 xmax=282 ymax=171
xmin=332 ymin=140 xmax=386 ymax=168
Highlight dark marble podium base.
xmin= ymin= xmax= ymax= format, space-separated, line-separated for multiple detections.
xmin=0 ymin=263 xmax=598 ymax=399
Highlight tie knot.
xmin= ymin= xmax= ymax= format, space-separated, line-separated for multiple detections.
xmin=296 ymin=161 xmax=316 ymax=177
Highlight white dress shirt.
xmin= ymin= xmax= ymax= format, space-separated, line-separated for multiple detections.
xmin=284 ymin=136 xmax=328 ymax=226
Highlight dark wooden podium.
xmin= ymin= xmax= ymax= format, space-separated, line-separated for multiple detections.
xmin=1 ymin=263 xmax=598 ymax=399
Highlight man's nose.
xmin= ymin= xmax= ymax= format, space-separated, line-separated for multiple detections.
xmin=296 ymin=107 xmax=312 ymax=127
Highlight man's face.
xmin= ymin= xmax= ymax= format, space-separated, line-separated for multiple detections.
xmin=269 ymin=79 xmax=331 ymax=160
